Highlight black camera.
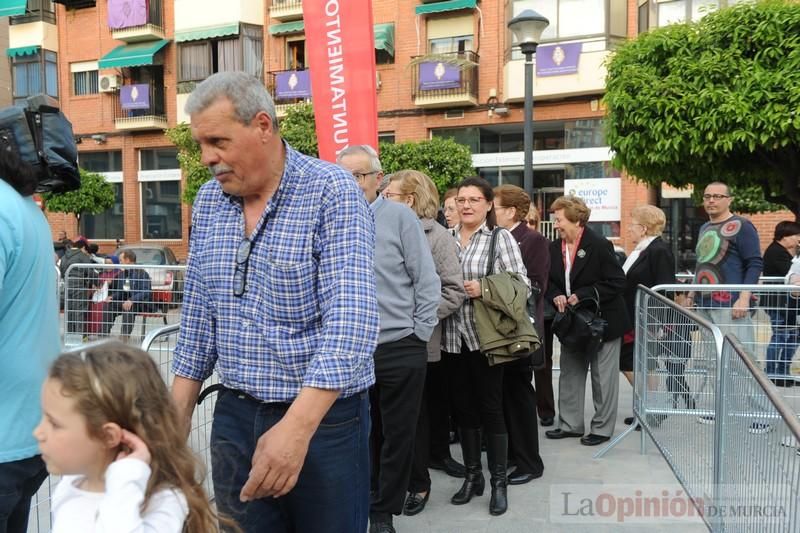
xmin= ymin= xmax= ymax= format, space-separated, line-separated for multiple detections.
xmin=0 ymin=94 xmax=80 ymax=193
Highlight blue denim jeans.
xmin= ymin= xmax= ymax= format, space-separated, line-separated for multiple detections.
xmin=0 ymin=455 xmax=48 ymax=533
xmin=766 ymin=313 xmax=800 ymax=377
xmin=210 ymin=388 xmax=370 ymax=533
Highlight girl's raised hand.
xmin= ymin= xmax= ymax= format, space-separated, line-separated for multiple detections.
xmin=116 ymin=429 xmax=151 ymax=465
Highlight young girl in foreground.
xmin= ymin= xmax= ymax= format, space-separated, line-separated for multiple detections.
xmin=34 ymin=342 xmax=221 ymax=533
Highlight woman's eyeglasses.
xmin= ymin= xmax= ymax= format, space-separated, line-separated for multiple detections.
xmin=455 ymin=197 xmax=485 ymax=206
xmin=233 ymin=238 xmax=252 ymax=297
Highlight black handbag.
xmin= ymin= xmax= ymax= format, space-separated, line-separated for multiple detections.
xmin=552 ymin=287 xmax=607 ymax=356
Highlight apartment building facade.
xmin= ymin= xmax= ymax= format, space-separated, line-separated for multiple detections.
xmin=0 ymin=0 xmax=787 ymax=263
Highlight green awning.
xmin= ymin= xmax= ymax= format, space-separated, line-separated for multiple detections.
xmin=6 ymin=45 xmax=40 ymax=58
xmin=175 ymin=23 xmax=240 ymax=43
xmin=98 ymin=39 xmax=170 ymax=69
xmin=269 ymin=21 xmax=304 ymax=36
xmin=374 ymin=23 xmax=395 ymax=57
xmin=0 ymin=0 xmax=27 ymax=17
xmin=415 ymin=0 xmax=477 ymax=15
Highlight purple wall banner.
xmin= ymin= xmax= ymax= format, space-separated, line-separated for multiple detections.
xmin=536 ymin=43 xmax=582 ymax=77
xmin=121 ymin=84 xmax=150 ymax=110
xmin=275 ymin=70 xmax=312 ymax=99
xmin=108 ymin=0 xmax=148 ymax=30
xmin=419 ymin=61 xmax=461 ymax=91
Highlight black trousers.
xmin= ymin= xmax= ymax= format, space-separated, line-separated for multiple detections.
xmin=369 ymin=336 xmax=427 ymax=518
xmin=503 ymin=367 xmax=545 ymax=475
xmin=446 ymin=343 xmax=506 ymax=434
xmin=533 ymin=320 xmax=556 ymax=420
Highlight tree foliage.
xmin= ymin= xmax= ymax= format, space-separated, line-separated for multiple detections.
xmin=280 ymin=102 xmax=318 ymax=157
xmin=41 ymin=168 xmax=115 ymax=222
xmin=604 ymin=0 xmax=800 ymax=218
xmin=165 ymin=122 xmax=211 ymax=206
xmin=379 ymin=137 xmax=475 ymax=196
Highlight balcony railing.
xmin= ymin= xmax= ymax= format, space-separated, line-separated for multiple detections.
xmin=111 ymin=83 xmax=167 ymax=131
xmin=411 ymin=51 xmax=479 ymax=108
xmin=110 ymin=0 xmax=165 ymax=42
xmin=270 ymin=0 xmax=303 ymax=21
xmin=267 ymin=69 xmax=312 ymax=117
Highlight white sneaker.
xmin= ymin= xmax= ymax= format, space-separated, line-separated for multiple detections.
xmin=748 ymin=422 xmax=772 ymax=435
xmin=697 ymin=415 xmax=715 ymax=425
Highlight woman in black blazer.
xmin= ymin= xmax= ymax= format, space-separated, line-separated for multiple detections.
xmin=544 ymin=196 xmax=630 ymax=446
xmin=620 ymin=206 xmax=677 ymax=424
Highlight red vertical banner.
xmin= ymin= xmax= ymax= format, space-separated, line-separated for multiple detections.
xmin=303 ymin=0 xmax=378 ymax=162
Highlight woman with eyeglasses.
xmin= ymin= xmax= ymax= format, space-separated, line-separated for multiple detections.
xmin=442 ymin=177 xmax=528 ymax=516
xmin=381 ymin=170 xmax=467 ymax=517
xmin=442 ymin=188 xmax=460 ymax=229
xmin=492 ymin=185 xmax=549 ymax=486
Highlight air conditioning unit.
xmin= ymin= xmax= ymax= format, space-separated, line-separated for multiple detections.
xmin=99 ymin=74 xmax=120 ymax=93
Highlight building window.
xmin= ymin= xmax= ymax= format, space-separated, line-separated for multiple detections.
xmin=429 ymin=35 xmax=474 ymax=54
xmin=10 ymin=0 xmax=55 ymax=24
xmin=79 ymin=151 xmax=124 ymax=240
xmin=378 ymin=132 xmax=396 ymax=144
xmin=638 ymin=0 xmax=650 ymax=33
xmin=73 ymin=70 xmax=99 ymax=96
xmin=376 ymin=49 xmax=393 ymax=65
xmin=286 ymin=38 xmax=306 ymax=70
xmin=178 ymin=24 xmax=264 ymax=84
xmin=656 ymin=0 xmax=727 ymax=26
xmin=12 ymin=50 xmax=58 ymax=105
xmin=139 ymin=148 xmax=182 ymax=240
xmin=512 ymin=0 xmax=606 ymax=42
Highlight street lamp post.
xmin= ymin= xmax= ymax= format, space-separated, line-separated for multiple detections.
xmin=508 ymin=10 xmax=549 ymax=197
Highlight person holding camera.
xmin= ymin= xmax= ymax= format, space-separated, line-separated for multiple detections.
xmin=545 ymin=196 xmax=630 ymax=446
xmin=0 ymin=136 xmax=62 ymax=532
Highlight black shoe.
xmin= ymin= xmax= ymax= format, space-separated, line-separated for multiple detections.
xmin=540 ymin=417 xmax=555 ymax=427
xmin=507 ymin=469 xmax=543 ymax=485
xmin=403 ymin=491 xmax=430 ymax=516
xmin=486 ymin=433 xmax=509 ymax=516
xmin=430 ymin=457 xmax=466 ymax=478
xmin=580 ymin=433 xmax=610 ymax=446
xmin=451 ymin=428 xmax=485 ymax=505
xmin=369 ymin=515 xmax=395 ymax=533
xmin=545 ymin=429 xmax=583 ymax=439
xmin=624 ymin=416 xmax=635 ymax=425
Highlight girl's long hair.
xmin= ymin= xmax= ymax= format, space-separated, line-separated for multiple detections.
xmin=48 ymin=342 xmax=227 ymax=533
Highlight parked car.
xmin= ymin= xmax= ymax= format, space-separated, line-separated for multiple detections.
xmin=114 ymin=244 xmax=184 ymax=311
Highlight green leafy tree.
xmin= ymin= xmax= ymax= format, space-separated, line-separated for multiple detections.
xmin=604 ymin=0 xmax=800 ymax=218
xmin=41 ymin=168 xmax=115 ymax=224
xmin=379 ymin=137 xmax=475 ymax=196
xmin=280 ymin=102 xmax=318 ymax=157
xmin=165 ymin=122 xmax=211 ymax=205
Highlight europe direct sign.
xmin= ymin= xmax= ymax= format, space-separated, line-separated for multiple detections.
xmin=536 ymin=43 xmax=582 ymax=77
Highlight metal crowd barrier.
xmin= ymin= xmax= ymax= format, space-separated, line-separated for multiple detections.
xmin=27 ymin=329 xmax=217 ymax=533
xmin=62 ymin=263 xmax=186 ymax=349
xmin=596 ymin=285 xmax=800 ymax=532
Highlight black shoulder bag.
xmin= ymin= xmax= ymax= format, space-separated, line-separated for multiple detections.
xmin=551 ymin=287 xmax=607 ymax=356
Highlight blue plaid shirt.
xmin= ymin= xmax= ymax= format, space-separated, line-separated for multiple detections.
xmin=172 ymin=144 xmax=379 ymax=402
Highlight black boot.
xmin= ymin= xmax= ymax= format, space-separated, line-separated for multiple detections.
xmin=487 ymin=433 xmax=508 ymax=516
xmin=451 ymin=428 xmax=484 ymax=505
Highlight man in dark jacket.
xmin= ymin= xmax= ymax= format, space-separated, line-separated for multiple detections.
xmin=101 ymin=250 xmax=152 ymax=341
xmin=59 ymin=239 xmax=94 ymax=334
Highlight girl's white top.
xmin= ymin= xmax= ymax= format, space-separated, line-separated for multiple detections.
xmin=52 ymin=457 xmax=188 ymax=533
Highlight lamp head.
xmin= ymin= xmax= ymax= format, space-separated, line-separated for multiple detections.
xmin=508 ymin=9 xmax=550 ymax=52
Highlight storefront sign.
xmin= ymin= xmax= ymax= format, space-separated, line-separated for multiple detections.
xmin=419 ymin=62 xmax=461 ymax=91
xmin=661 ymin=183 xmax=694 ymax=199
xmin=108 ymin=0 xmax=147 ymax=29
xmin=120 ymin=84 xmax=150 ymax=110
xmin=303 ymin=0 xmax=378 ymax=161
xmin=275 ymin=70 xmax=312 ymax=99
xmin=563 ymin=178 xmax=621 ymax=222
xmin=537 ymin=43 xmax=582 ymax=77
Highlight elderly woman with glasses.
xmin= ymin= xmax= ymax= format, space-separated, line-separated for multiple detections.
xmin=442 ymin=177 xmax=528 ymax=516
xmin=492 ymin=185 xmax=549 ymax=485
xmin=545 ymin=195 xmax=630 ymax=447
xmin=382 ymin=170 xmax=467 ymax=517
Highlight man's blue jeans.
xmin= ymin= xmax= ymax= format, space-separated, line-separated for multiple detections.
xmin=0 ymin=455 xmax=48 ymax=533
xmin=210 ymin=388 xmax=370 ymax=533
xmin=766 ymin=312 xmax=800 ymax=377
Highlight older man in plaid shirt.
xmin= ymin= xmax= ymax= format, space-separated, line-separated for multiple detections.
xmin=171 ymin=72 xmax=379 ymax=533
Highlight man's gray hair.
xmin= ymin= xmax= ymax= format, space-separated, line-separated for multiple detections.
xmin=336 ymin=145 xmax=382 ymax=172
xmin=184 ymin=72 xmax=278 ymax=131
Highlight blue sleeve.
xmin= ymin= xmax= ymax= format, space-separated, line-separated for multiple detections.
xmin=302 ymin=175 xmax=380 ymax=390
xmin=738 ymin=220 xmax=763 ymax=285
xmin=400 ymin=210 xmax=440 ymax=342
